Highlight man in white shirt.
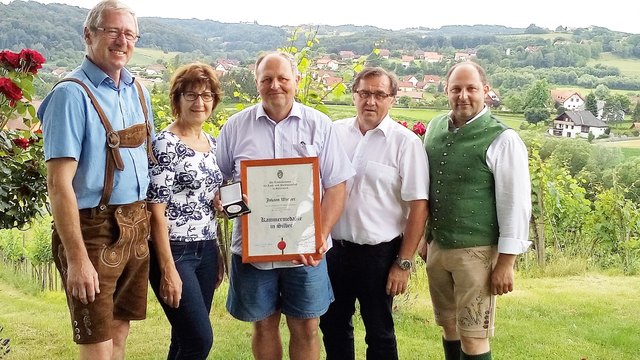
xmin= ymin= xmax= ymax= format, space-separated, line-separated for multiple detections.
xmin=216 ymin=51 xmax=354 ymax=360
xmin=319 ymin=67 xmax=429 ymax=360
xmin=420 ymin=61 xmax=532 ymax=360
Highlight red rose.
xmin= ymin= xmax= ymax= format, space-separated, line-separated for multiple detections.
xmin=397 ymin=120 xmax=408 ymax=128
xmin=412 ymin=122 xmax=426 ymax=136
xmin=0 ymin=50 xmax=21 ymax=70
xmin=12 ymin=137 xmax=30 ymax=150
xmin=0 ymin=77 xmax=23 ymax=106
xmin=19 ymin=49 xmax=46 ymax=74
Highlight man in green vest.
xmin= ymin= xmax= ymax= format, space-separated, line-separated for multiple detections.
xmin=420 ymin=62 xmax=531 ymax=360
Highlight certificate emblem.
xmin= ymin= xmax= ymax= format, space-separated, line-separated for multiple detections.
xmin=277 ymin=170 xmax=283 ymax=179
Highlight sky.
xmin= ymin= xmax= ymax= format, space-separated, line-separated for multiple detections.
xmin=4 ymin=0 xmax=640 ymax=35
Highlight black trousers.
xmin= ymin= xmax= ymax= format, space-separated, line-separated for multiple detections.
xmin=320 ymin=236 xmax=401 ymax=360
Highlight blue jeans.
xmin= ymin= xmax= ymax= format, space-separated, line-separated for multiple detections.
xmin=149 ymin=240 xmax=219 ymax=360
xmin=320 ymin=237 xmax=401 ymax=360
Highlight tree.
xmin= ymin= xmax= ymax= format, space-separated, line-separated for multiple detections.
xmin=522 ymin=79 xmax=552 ymax=124
xmin=398 ymin=96 xmax=411 ymax=108
xmin=633 ymin=101 xmax=640 ymax=122
xmin=585 ymin=92 xmax=598 ymax=117
xmin=602 ymin=96 xmax=625 ymax=123
xmin=524 ymin=79 xmax=552 ymax=109
xmin=524 ymin=108 xmax=550 ymax=124
xmin=503 ymin=93 xmax=524 ymax=112
xmin=524 ymin=24 xmax=549 ymax=34
xmin=594 ymin=84 xmax=610 ymax=99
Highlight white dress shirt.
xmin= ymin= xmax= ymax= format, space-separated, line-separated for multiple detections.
xmin=216 ymin=102 xmax=355 ymax=269
xmin=332 ymin=115 xmax=429 ymax=245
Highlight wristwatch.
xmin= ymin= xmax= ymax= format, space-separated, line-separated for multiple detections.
xmin=395 ymin=257 xmax=412 ymax=271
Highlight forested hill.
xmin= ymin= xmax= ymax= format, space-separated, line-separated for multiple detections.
xmin=1 ymin=1 xmax=531 ymax=61
xmin=0 ymin=1 xmax=287 ymax=58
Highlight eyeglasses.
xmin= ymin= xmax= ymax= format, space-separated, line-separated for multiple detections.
xmin=182 ymin=92 xmax=215 ymax=102
xmin=95 ymin=27 xmax=140 ymax=42
xmin=354 ymin=90 xmax=394 ymax=101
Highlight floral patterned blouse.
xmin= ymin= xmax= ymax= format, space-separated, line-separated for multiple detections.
xmin=147 ymin=130 xmax=223 ymax=242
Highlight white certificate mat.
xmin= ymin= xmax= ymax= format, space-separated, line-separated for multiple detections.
xmin=240 ymin=157 xmax=322 ymax=263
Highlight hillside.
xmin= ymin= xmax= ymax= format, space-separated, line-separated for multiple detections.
xmin=0 ymin=1 xmax=542 ymax=61
xmin=3 ymin=0 xmax=640 ymax=103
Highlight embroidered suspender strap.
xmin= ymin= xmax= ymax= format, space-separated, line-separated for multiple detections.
xmin=134 ymin=79 xmax=157 ymax=165
xmin=53 ymin=78 xmax=153 ymax=209
xmin=56 ymin=78 xmax=125 ymax=170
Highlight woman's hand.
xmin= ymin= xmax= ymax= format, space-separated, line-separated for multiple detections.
xmin=160 ymin=265 xmax=182 ymax=308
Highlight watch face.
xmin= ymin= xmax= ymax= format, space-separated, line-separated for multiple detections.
xmin=397 ymin=259 xmax=411 ymax=270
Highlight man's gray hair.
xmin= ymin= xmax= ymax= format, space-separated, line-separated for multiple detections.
xmin=84 ymin=0 xmax=139 ymax=34
xmin=254 ymin=51 xmax=299 ymax=77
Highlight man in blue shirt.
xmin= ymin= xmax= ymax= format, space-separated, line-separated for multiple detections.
xmin=38 ymin=1 xmax=154 ymax=359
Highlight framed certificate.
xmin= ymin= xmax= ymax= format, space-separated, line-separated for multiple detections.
xmin=240 ymin=157 xmax=322 ymax=263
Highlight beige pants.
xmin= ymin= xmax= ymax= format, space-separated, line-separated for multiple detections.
xmin=426 ymin=241 xmax=498 ymax=338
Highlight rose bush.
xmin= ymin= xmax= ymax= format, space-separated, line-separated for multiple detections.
xmin=397 ymin=119 xmax=427 ymax=140
xmin=0 ymin=49 xmax=48 ymax=229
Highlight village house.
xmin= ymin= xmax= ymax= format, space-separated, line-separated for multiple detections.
xmin=321 ymin=76 xmax=343 ymax=90
xmin=145 ymin=63 xmax=167 ymax=76
xmin=423 ymin=51 xmax=444 ymax=63
xmin=401 ymin=55 xmax=415 ymax=68
xmin=550 ymin=110 xmax=608 ymax=138
xmin=316 ymin=57 xmax=339 ymax=71
xmin=339 ymin=51 xmax=356 ymax=61
xmin=214 ymin=59 xmax=238 ymax=74
xmin=396 ymin=91 xmax=423 ymax=103
xmin=401 ymin=75 xmax=419 ymax=87
xmin=454 ymin=50 xmax=477 ymax=62
xmin=420 ymin=74 xmax=441 ymax=90
xmin=51 ymin=67 xmax=67 ymax=78
xmin=485 ymin=89 xmax=501 ymax=108
xmin=398 ymin=80 xmax=416 ymax=92
xmin=551 ymin=90 xmax=585 ymax=111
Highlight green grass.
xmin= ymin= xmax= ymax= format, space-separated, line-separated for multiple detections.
xmin=599 ymin=138 xmax=640 ymax=158
xmin=323 ymin=105 xmax=527 ymax=129
xmin=130 ymin=48 xmax=182 ymax=67
xmin=553 ymin=86 xmax=639 ymax=98
xmin=587 ymin=52 xmax=640 ymax=77
xmin=1 ymin=260 xmax=639 ymax=359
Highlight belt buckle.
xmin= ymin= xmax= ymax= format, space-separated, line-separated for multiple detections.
xmin=107 ymin=130 xmax=121 ymax=148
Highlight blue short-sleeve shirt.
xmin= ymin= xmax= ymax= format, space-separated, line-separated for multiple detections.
xmin=38 ymin=57 xmax=154 ymax=209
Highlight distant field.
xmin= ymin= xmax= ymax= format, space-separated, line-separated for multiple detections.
xmin=325 ymin=105 xmax=445 ymax=123
xmin=130 ymin=47 xmax=181 ymax=67
xmin=599 ymin=138 xmax=640 ymax=148
xmin=587 ymin=52 xmax=640 ymax=77
xmin=553 ymin=85 xmax=639 ymax=98
xmin=499 ymin=33 xmax=564 ymax=41
xmin=598 ymin=138 xmax=640 ymax=158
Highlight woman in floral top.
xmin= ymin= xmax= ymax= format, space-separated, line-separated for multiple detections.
xmin=147 ymin=62 xmax=224 ymax=359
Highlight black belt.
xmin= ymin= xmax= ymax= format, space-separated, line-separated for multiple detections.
xmin=334 ymin=234 xmax=403 ymax=248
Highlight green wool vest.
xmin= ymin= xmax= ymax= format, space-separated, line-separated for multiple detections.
xmin=425 ymin=111 xmax=508 ymax=249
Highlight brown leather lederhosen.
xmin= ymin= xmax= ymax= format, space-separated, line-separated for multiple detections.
xmin=51 ymin=78 xmax=158 ymax=344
